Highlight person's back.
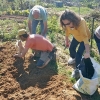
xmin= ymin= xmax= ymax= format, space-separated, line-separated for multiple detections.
xmin=14 ymin=29 xmax=56 ymax=68
xmin=29 ymin=5 xmax=47 ymax=21
xmin=28 ymin=5 xmax=47 ymax=36
xmin=25 ymin=34 xmax=53 ymax=51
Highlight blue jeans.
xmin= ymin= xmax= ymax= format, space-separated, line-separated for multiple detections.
xmin=32 ymin=20 xmax=44 ymax=35
xmin=94 ymin=34 xmax=100 ymax=54
xmin=69 ymin=38 xmax=85 ymax=68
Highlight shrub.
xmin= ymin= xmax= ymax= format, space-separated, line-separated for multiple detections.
xmin=87 ymin=4 xmax=94 ymax=9
xmin=89 ymin=10 xmax=100 ymax=18
xmin=22 ymin=10 xmax=29 ymax=17
xmin=14 ymin=10 xmax=20 ymax=15
xmin=6 ymin=9 xmax=13 ymax=15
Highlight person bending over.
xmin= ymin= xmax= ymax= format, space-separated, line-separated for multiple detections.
xmin=14 ymin=29 xmax=56 ymax=68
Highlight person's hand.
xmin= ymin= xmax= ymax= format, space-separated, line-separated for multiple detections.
xmin=84 ymin=52 xmax=90 ymax=58
xmin=18 ymin=40 xmax=22 ymax=47
xmin=66 ymin=42 xmax=69 ymax=48
xmin=13 ymin=53 xmax=21 ymax=58
xmin=65 ymin=40 xmax=70 ymax=48
xmin=16 ymin=40 xmax=22 ymax=47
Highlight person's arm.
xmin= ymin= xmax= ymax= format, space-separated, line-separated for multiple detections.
xmin=65 ymin=36 xmax=70 ymax=47
xmin=41 ymin=9 xmax=48 ymax=37
xmin=41 ymin=21 xmax=47 ymax=36
xmin=14 ymin=47 xmax=29 ymax=58
xmin=84 ymin=44 xmax=90 ymax=58
xmin=15 ymin=40 xmax=28 ymax=57
xmin=28 ymin=19 xmax=32 ymax=34
xmin=85 ymin=44 xmax=90 ymax=53
xmin=65 ymin=27 xmax=70 ymax=48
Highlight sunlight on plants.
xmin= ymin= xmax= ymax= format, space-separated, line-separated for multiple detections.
xmin=70 ymin=77 xmax=76 ymax=83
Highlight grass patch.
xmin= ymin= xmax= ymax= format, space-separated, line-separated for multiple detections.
xmin=51 ymin=6 xmax=93 ymax=16
xmin=68 ymin=6 xmax=93 ymax=15
xmin=51 ymin=7 xmax=67 ymax=12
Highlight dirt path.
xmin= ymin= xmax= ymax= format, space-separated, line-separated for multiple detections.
xmin=0 ymin=15 xmax=27 ymax=22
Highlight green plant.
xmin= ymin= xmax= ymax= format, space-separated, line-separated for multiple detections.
xmin=22 ymin=10 xmax=29 ymax=17
xmin=14 ymin=10 xmax=20 ymax=15
xmin=90 ymin=50 xmax=100 ymax=63
xmin=48 ymin=32 xmax=55 ymax=43
xmin=48 ymin=15 xmax=60 ymax=34
xmin=6 ymin=9 xmax=12 ymax=15
xmin=69 ymin=6 xmax=93 ymax=15
xmin=70 ymin=77 xmax=76 ymax=83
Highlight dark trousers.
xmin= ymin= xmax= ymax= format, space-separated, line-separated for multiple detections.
xmin=69 ymin=38 xmax=85 ymax=67
xmin=32 ymin=20 xmax=44 ymax=34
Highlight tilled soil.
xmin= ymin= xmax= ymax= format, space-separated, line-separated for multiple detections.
xmin=0 ymin=41 xmax=99 ymax=100
xmin=0 ymin=15 xmax=27 ymax=23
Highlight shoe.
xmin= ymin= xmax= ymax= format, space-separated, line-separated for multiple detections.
xmin=36 ymin=59 xmax=45 ymax=68
xmin=68 ymin=58 xmax=75 ymax=64
xmin=36 ymin=59 xmax=50 ymax=69
xmin=71 ymin=69 xmax=80 ymax=79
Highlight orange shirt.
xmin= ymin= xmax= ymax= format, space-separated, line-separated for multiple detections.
xmin=25 ymin=34 xmax=53 ymax=51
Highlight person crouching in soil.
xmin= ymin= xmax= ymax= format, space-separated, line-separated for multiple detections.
xmin=14 ymin=29 xmax=56 ymax=68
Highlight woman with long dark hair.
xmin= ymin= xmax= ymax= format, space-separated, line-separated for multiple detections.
xmin=60 ymin=10 xmax=91 ymax=77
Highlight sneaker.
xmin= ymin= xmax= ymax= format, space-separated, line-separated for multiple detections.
xmin=36 ymin=59 xmax=44 ymax=68
xmin=68 ymin=58 xmax=75 ymax=64
xmin=36 ymin=59 xmax=50 ymax=69
xmin=71 ymin=69 xmax=80 ymax=79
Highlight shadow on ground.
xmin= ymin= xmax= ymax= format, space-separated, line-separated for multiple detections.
xmin=13 ymin=56 xmax=58 ymax=89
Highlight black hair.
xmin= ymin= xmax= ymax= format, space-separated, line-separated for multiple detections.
xmin=21 ymin=32 xmax=29 ymax=38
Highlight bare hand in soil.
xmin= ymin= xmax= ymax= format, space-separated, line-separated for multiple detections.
xmin=13 ymin=53 xmax=21 ymax=58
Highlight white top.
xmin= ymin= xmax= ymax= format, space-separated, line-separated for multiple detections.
xmin=95 ymin=26 xmax=100 ymax=39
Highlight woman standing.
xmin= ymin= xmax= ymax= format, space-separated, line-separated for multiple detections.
xmin=60 ymin=10 xmax=91 ymax=77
